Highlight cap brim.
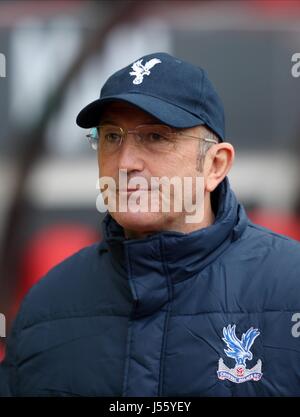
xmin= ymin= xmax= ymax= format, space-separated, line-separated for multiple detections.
xmin=76 ymin=93 xmax=206 ymax=130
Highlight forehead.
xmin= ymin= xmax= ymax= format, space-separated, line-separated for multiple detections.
xmin=100 ymin=101 xmax=161 ymax=124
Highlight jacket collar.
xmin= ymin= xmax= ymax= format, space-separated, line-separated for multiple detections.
xmin=101 ymin=177 xmax=248 ymax=284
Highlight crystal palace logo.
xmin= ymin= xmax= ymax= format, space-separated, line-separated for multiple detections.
xmin=217 ymin=324 xmax=263 ymax=384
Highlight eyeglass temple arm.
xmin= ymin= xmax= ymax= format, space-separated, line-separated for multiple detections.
xmin=203 ymin=137 xmax=218 ymax=144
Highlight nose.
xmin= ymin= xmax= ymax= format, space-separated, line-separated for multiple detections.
xmin=117 ymin=134 xmax=145 ymax=173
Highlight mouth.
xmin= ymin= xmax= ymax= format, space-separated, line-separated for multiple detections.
xmin=117 ymin=186 xmax=150 ymax=191
xmin=117 ymin=188 xmax=150 ymax=193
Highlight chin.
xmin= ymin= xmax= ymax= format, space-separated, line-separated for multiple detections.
xmin=111 ymin=211 xmax=169 ymax=234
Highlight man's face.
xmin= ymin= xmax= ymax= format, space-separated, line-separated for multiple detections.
xmin=98 ymin=101 xmax=208 ymax=236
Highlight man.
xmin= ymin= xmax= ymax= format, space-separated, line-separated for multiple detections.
xmin=1 ymin=52 xmax=300 ymax=397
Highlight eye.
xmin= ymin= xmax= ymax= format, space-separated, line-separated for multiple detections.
xmin=104 ymin=132 xmax=122 ymax=143
xmin=100 ymin=126 xmax=123 ymax=144
xmin=147 ymin=131 xmax=168 ymax=142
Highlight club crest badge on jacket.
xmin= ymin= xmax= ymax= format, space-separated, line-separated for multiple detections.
xmin=217 ymin=324 xmax=263 ymax=384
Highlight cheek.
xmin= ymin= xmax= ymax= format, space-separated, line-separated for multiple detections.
xmin=98 ymin=154 xmax=116 ymax=178
xmin=157 ymin=151 xmax=198 ymax=178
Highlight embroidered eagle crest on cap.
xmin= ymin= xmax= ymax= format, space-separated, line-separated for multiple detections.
xmin=129 ymin=58 xmax=162 ymax=85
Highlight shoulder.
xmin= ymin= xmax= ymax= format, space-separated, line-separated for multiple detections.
xmin=14 ymin=241 xmax=109 ymax=330
xmin=238 ymin=221 xmax=300 ymax=276
xmin=232 ymin=221 xmax=300 ymax=303
xmin=245 ymin=221 xmax=300 ymax=260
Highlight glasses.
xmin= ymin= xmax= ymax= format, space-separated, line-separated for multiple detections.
xmin=86 ymin=124 xmax=218 ymax=153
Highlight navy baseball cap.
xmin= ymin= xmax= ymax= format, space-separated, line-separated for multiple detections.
xmin=76 ymin=52 xmax=225 ymax=141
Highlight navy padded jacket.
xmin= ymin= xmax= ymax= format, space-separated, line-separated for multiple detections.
xmin=1 ymin=178 xmax=300 ymax=397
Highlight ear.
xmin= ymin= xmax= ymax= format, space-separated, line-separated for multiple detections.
xmin=204 ymin=142 xmax=235 ymax=192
